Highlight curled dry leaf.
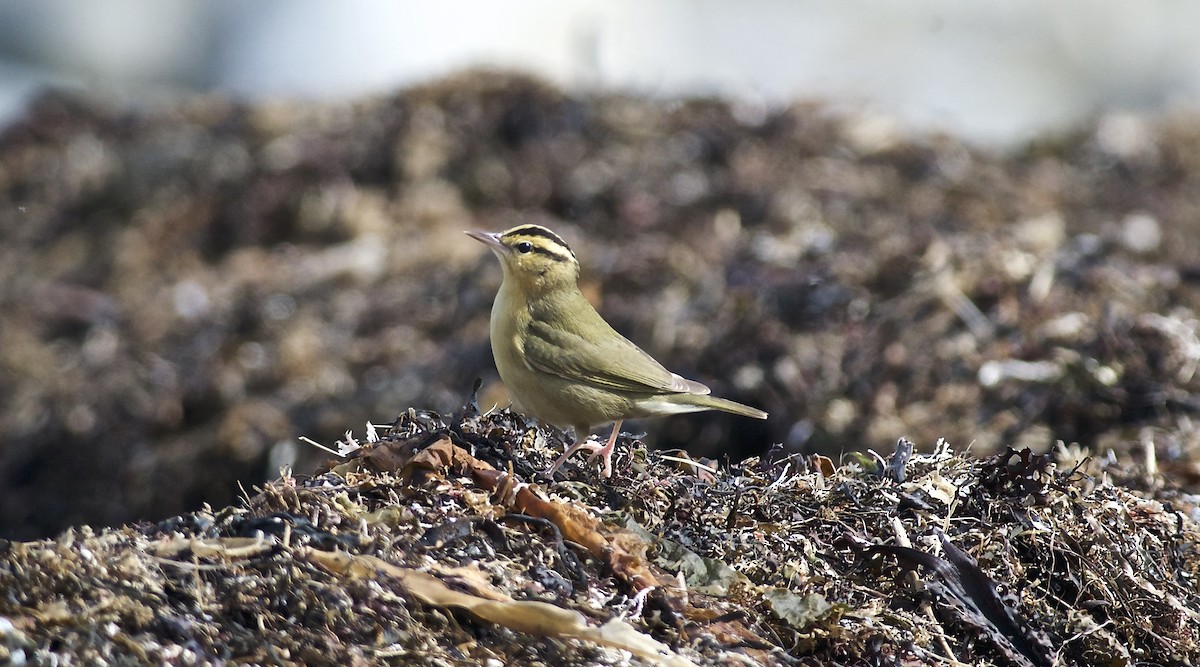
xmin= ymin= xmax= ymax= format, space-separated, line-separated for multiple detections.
xmin=304 ymin=548 xmax=697 ymax=667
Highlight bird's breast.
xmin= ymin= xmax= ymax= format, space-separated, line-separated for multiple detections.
xmin=490 ymin=284 xmax=530 ymax=384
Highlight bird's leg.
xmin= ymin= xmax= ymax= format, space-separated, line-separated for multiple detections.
xmin=544 ymin=427 xmax=601 ymax=477
xmin=585 ymin=419 xmax=622 ymax=478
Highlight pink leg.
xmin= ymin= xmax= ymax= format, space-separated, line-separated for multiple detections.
xmin=544 ymin=428 xmax=601 ymax=477
xmin=586 ymin=420 xmax=622 ymax=478
xmin=547 ymin=434 xmax=592 ymax=477
xmin=543 ymin=421 xmax=623 ymax=478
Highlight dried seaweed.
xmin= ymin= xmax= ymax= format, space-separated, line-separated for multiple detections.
xmin=5 ymin=74 xmax=1200 ymax=543
xmin=3 ymin=405 xmax=1198 ymax=664
xmin=2 ymin=69 xmax=1200 ymax=665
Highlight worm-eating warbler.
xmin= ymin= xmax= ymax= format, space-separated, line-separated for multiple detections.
xmin=467 ymin=224 xmax=767 ymax=477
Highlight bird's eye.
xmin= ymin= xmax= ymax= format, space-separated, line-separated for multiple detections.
xmin=515 ymin=241 xmax=533 ymax=254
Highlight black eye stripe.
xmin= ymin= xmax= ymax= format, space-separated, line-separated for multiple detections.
xmin=502 ymin=225 xmax=576 ymax=258
xmin=526 ymin=243 xmax=572 ymax=262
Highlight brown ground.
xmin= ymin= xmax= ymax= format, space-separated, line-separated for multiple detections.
xmin=1 ymin=72 xmax=1199 ymax=664
xmin=1 ymin=404 xmax=1196 ymax=665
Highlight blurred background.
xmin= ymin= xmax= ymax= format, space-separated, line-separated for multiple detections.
xmin=2 ymin=0 xmax=1200 ymax=145
xmin=4 ymin=1 xmax=1200 ymax=541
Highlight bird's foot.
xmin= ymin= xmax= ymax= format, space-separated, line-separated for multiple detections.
xmin=540 ymin=435 xmax=604 ymax=479
xmin=584 ymin=421 xmax=622 ymax=479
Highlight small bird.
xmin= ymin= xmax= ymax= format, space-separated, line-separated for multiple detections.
xmin=467 ymin=224 xmax=767 ymax=478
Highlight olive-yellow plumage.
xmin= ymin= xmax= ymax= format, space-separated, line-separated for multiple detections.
xmin=467 ymin=224 xmax=767 ymax=477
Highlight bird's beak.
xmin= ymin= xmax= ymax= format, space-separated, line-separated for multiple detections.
xmin=465 ymin=230 xmax=506 ymax=253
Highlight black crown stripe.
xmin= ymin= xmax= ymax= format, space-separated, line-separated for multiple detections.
xmin=502 ymin=225 xmax=576 ymax=258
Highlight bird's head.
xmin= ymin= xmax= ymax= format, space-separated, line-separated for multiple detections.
xmin=466 ymin=224 xmax=580 ymax=294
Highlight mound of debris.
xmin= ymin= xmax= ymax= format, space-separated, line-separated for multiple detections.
xmin=3 ymin=391 xmax=1196 ymax=665
xmin=4 ymin=72 xmax=1200 ymax=542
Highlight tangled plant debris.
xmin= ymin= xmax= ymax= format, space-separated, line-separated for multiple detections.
xmin=2 ymin=71 xmax=1200 ymax=664
xmin=4 ymin=72 xmax=1200 ymax=540
xmin=2 ymin=394 xmax=1197 ymax=665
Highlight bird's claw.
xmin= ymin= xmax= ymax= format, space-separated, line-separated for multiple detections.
xmin=585 ymin=444 xmax=615 ymax=478
xmin=541 ymin=435 xmax=603 ymax=479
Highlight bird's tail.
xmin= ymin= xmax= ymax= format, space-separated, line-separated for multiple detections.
xmin=665 ymin=393 xmax=768 ymax=420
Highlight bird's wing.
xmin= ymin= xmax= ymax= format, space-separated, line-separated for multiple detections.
xmin=524 ymin=314 xmax=710 ymax=396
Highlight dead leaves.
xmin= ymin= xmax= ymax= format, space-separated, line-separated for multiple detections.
xmin=330 ymin=427 xmax=712 ymax=659
xmin=304 ymin=549 xmax=697 ymax=666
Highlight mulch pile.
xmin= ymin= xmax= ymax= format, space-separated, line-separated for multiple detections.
xmin=2 ymin=398 xmax=1196 ymax=665
xmin=3 ymin=72 xmax=1200 ymax=540
xmin=2 ymin=71 xmax=1200 ymax=663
